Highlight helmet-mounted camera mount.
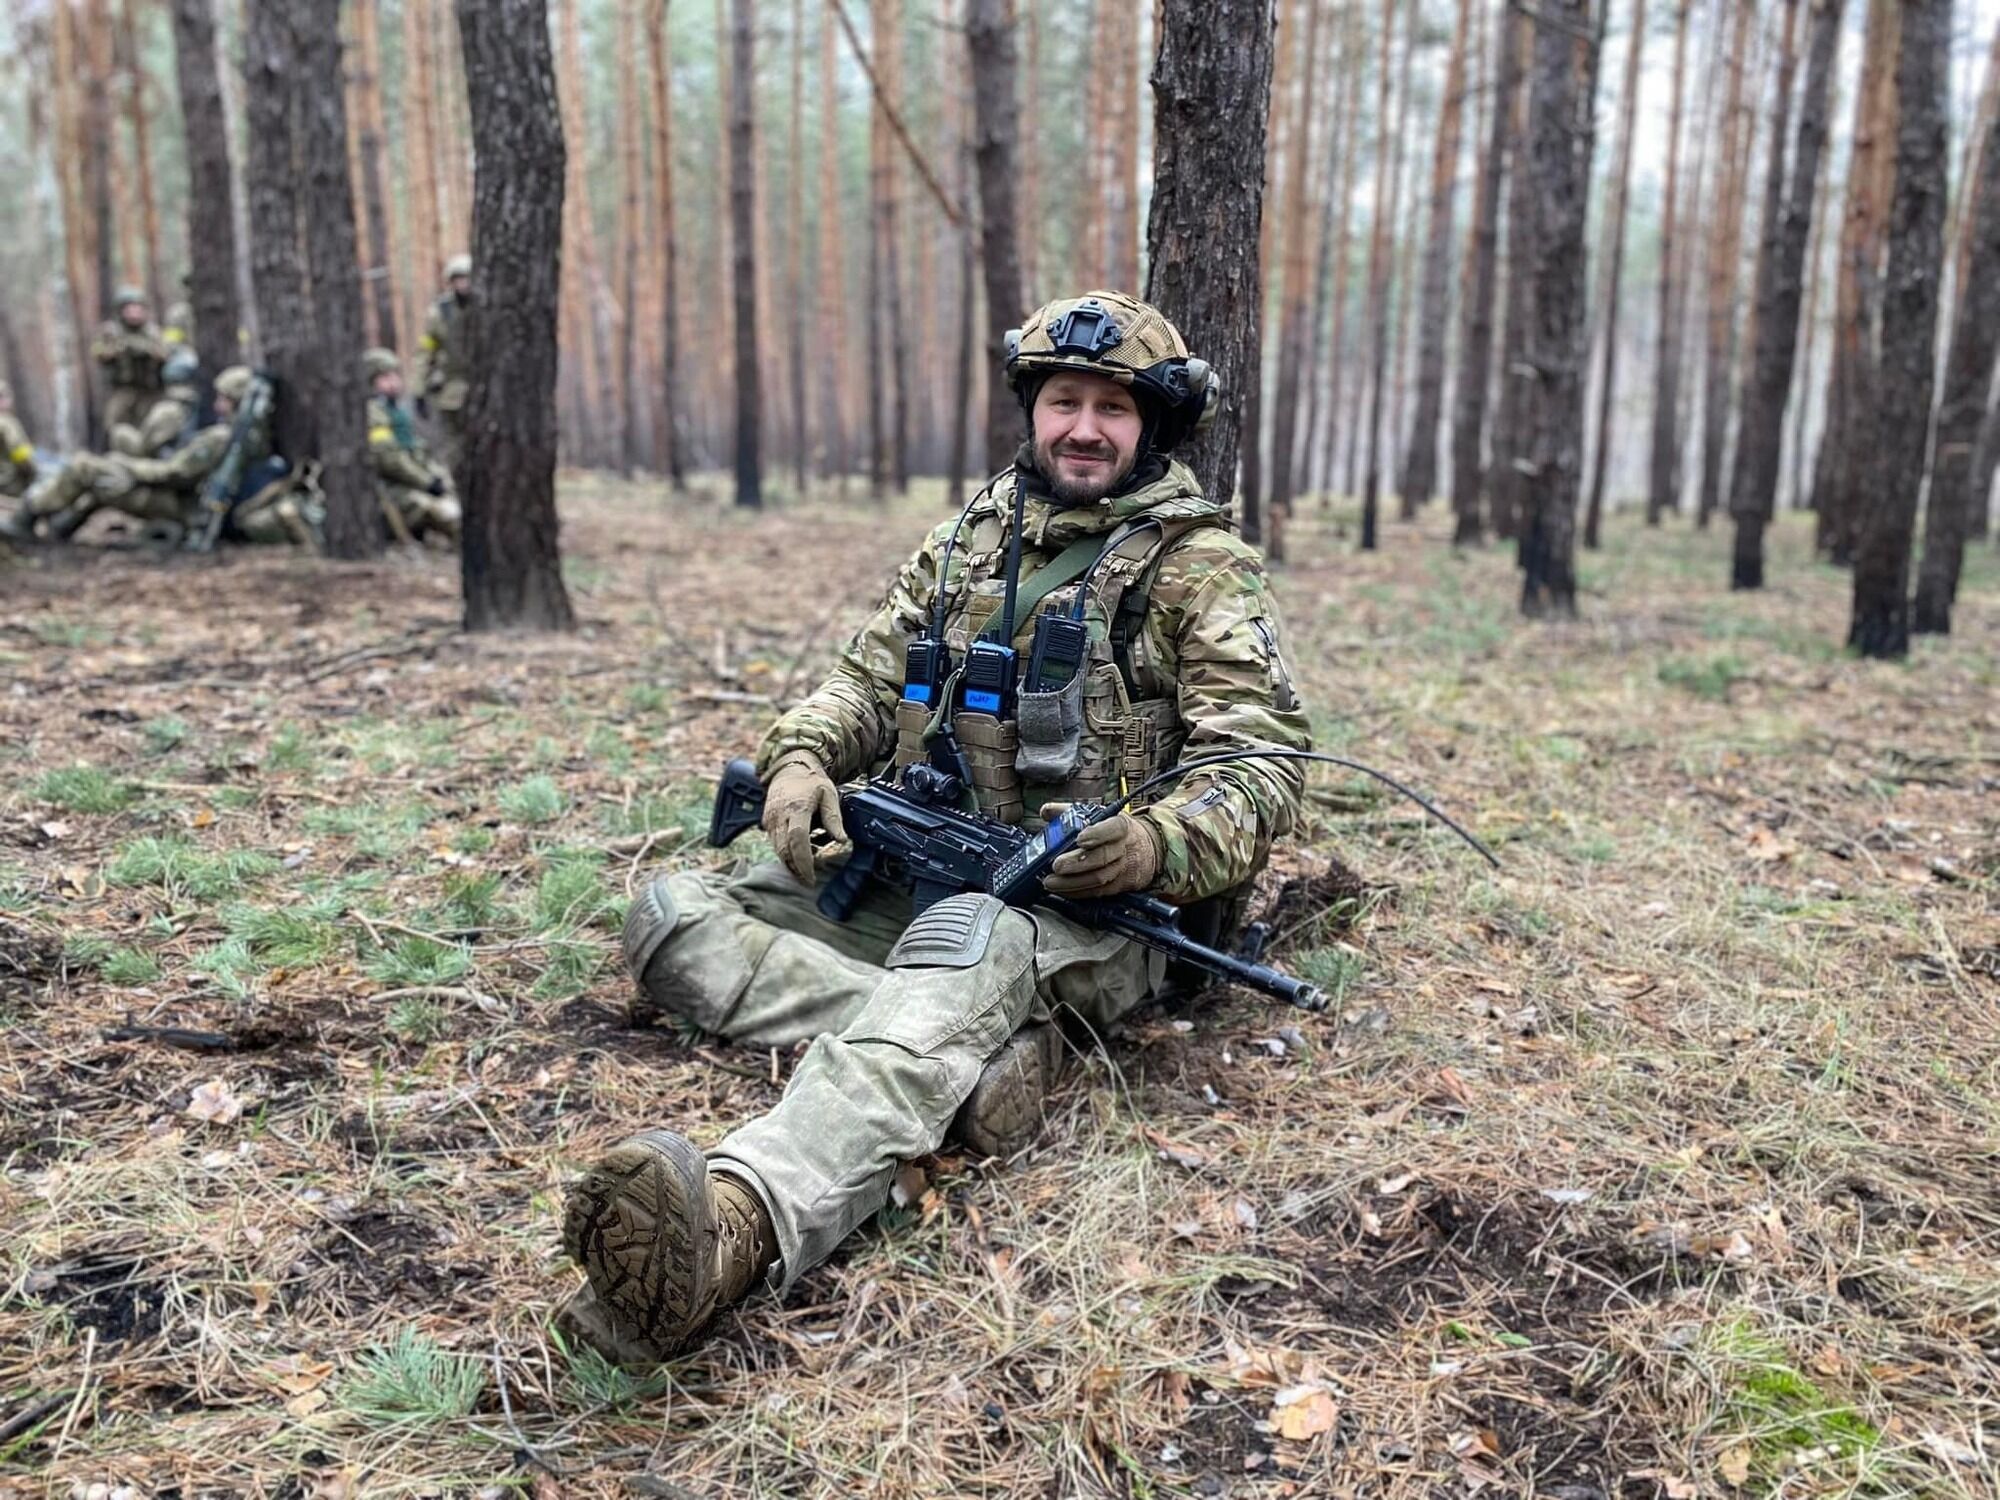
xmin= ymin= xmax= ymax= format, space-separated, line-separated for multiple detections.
xmin=1045 ymin=300 xmax=1125 ymax=359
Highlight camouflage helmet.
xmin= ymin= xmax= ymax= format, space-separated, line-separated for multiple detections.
xmin=162 ymin=348 xmax=200 ymax=386
xmin=444 ymin=253 xmax=472 ymax=280
xmin=214 ymin=365 xmax=255 ymax=403
xmin=362 ymin=347 xmax=402 ymax=381
xmin=113 ymin=285 xmax=148 ymax=310
xmin=1003 ymin=291 xmax=1220 ymax=456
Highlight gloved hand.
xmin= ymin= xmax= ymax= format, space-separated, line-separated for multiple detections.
xmin=415 ymin=396 xmax=432 ymax=422
xmin=762 ymin=756 xmax=847 ymax=885
xmin=427 ymin=476 xmax=448 ymax=496
xmin=1038 ymin=804 xmax=1162 ymax=899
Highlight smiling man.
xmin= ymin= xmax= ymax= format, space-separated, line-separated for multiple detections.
xmin=560 ymin=291 xmax=1312 ymax=1362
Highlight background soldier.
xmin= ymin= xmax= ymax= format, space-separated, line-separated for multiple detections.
xmin=415 ymin=253 xmax=472 ymax=484
xmin=558 ymin=292 xmax=1312 ymax=1363
xmin=15 ymin=365 xmax=264 ymax=542
xmin=0 ymin=381 xmax=36 ymax=502
xmin=91 ymin=287 xmax=169 ymax=437
xmin=112 ymin=349 xmax=201 ymax=459
xmin=364 ymin=348 xmax=459 ymax=544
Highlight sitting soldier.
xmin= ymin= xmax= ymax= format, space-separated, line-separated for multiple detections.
xmin=14 ymin=365 xmax=266 ymax=543
xmin=363 ymin=348 xmax=459 ymax=544
xmin=0 ymin=380 xmax=36 ymax=506
xmin=91 ymin=287 xmax=169 ymax=439
xmin=111 ymin=349 xmax=201 ymax=459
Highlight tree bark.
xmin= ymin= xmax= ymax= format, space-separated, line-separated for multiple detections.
xmin=1518 ymin=0 xmax=1598 ymax=616
xmin=616 ymin=0 xmax=644 ymax=473
xmin=1813 ymin=0 xmax=1898 ymax=558
xmin=120 ymin=0 xmax=165 ymax=313
xmin=729 ymin=0 xmax=762 ymax=507
xmin=1106 ymin=0 xmax=1142 ymax=291
xmin=1358 ymin=0 xmax=1400 ymax=551
xmin=1146 ymin=0 xmax=1276 ymax=515
xmin=1848 ymin=0 xmax=1947 ymax=658
xmin=644 ymin=0 xmax=687 ymax=487
xmin=968 ymin=0 xmax=1026 ymax=474
xmin=1399 ymin=0 xmax=1473 ymax=514
xmin=1694 ymin=0 xmax=1758 ymax=530
xmin=946 ymin=0 xmax=976 ymax=508
xmin=1486 ymin=15 xmax=1535 ymax=543
xmin=789 ymin=0 xmax=809 ymax=493
xmin=1239 ymin=0 xmax=1299 ymax=546
xmin=1645 ymin=0 xmax=1694 ymax=524
xmin=404 ymin=0 xmax=444 ymax=303
xmin=169 ymin=0 xmax=244 ymax=393
xmin=1729 ymin=0 xmax=1836 ymax=591
xmin=1268 ymin=0 xmax=1325 ymax=539
xmin=1913 ymin=17 xmax=2000 ymax=631
xmin=1312 ymin=3 xmax=1367 ymax=505
xmin=1582 ymin=0 xmax=1645 ymax=549
xmin=1450 ymin=0 xmax=1514 ymax=546
xmin=456 ymin=0 xmax=576 ymax=631
xmin=817 ymin=5 xmax=852 ymax=483
xmin=1299 ymin=5 xmax=1357 ymax=501
xmin=350 ymin=0 xmax=400 ymax=352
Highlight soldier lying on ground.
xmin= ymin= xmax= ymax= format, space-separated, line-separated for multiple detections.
xmin=558 ymin=291 xmax=1313 ymax=1363
xmin=91 ymin=287 xmax=169 ymax=439
xmin=363 ymin=348 xmax=460 ymax=545
xmin=6 ymin=366 xmax=298 ymax=545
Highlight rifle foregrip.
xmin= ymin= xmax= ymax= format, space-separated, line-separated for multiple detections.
xmin=816 ymin=844 xmax=876 ymax=922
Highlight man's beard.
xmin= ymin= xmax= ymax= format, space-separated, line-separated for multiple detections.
xmin=1034 ymin=436 xmax=1135 ymax=504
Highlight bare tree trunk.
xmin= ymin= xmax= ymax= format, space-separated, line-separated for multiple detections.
xmin=1019 ymin=0 xmax=1041 ymax=300
xmin=1147 ymin=0 xmax=1275 ymax=513
xmin=789 ymin=0 xmax=809 ymax=493
xmin=967 ymin=0 xmax=1025 ymax=473
xmin=946 ymin=0 xmax=976 ymax=507
xmin=1645 ymin=0 xmax=1694 ymax=524
xmin=1238 ymin=0 xmax=1298 ymax=547
xmin=1694 ymin=0 xmax=1758 ymax=530
xmin=405 ymin=0 xmax=444 ymax=299
xmin=1583 ymin=0 xmax=1646 ymax=549
xmin=1730 ymin=0 xmax=1835 ymax=590
xmin=1268 ymin=0 xmax=1325 ymax=542
xmin=1450 ymin=0 xmax=1512 ymax=545
xmin=817 ymin=4 xmax=852 ymax=483
xmin=169 ymin=0 xmax=244 ymax=392
xmin=1518 ymin=0 xmax=1598 ymax=616
xmin=1913 ymin=17 xmax=2000 ymax=631
xmin=729 ymin=0 xmax=762 ymax=507
xmin=874 ymin=0 xmax=909 ymax=493
xmin=1358 ymin=0 xmax=1400 ymax=551
xmin=350 ymin=0 xmax=399 ymax=352
xmin=456 ymin=0 xmax=576 ymax=631
xmin=644 ymin=0 xmax=687 ymax=487
xmin=1312 ymin=4 xmax=1366 ymax=505
xmin=1487 ymin=15 xmax=1535 ymax=543
xmin=1106 ymin=0 xmax=1141 ymax=291
xmin=1814 ymin=0 xmax=1898 ymax=558
xmin=1299 ymin=6 xmax=1356 ymax=501
xmin=120 ymin=0 xmax=165 ymax=313
xmin=1381 ymin=0 xmax=1420 ymax=523
xmin=1399 ymin=0 xmax=1472 ymax=514
xmin=1848 ymin=0 xmax=1947 ymax=658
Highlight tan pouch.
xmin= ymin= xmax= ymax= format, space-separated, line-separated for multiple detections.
xmin=954 ymin=710 xmax=1024 ymax=824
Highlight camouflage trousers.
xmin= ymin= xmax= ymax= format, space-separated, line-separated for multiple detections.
xmin=622 ymin=860 xmax=1162 ymax=1294
xmin=379 ymin=482 xmax=461 ymax=543
xmin=101 ymin=387 xmax=154 ymax=441
xmin=29 ymin=454 xmax=189 ymax=528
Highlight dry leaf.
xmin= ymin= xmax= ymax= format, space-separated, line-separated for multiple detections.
xmin=285 ymin=1388 xmax=329 ymax=1418
xmin=889 ymin=1162 xmax=927 ymax=1208
xmin=191 ymin=807 xmax=215 ymax=829
xmin=1744 ymin=825 xmax=1798 ymax=862
xmin=1376 ymin=1172 xmax=1417 ymax=1195
xmin=1718 ymin=1443 xmax=1752 ymax=1487
xmin=1142 ymin=1127 xmax=1208 ymax=1169
xmin=1449 ymin=1428 xmax=1502 ymax=1458
xmin=1272 ymin=1384 xmax=1338 ymax=1442
xmin=186 ymin=1077 xmax=245 ymax=1125
xmin=1230 ymin=1198 xmax=1260 ymax=1231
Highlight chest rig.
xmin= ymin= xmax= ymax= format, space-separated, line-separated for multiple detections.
xmin=892 ymin=471 xmax=1222 ymax=831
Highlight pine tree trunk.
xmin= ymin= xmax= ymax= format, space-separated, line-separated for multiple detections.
xmin=1813 ymin=0 xmax=1898 ymax=559
xmin=645 ymin=0 xmax=686 ymax=487
xmin=1106 ymin=0 xmax=1141 ymax=291
xmin=1848 ymin=0 xmax=1947 ymax=658
xmin=1313 ymin=4 xmax=1367 ymax=505
xmin=456 ymin=0 xmax=576 ymax=631
xmin=1583 ymin=0 xmax=1646 ymax=549
xmin=1450 ymin=0 xmax=1511 ymax=545
xmin=1913 ymin=17 xmax=2000 ymax=631
xmin=1357 ymin=0 xmax=1401 ymax=551
xmin=1486 ymin=15 xmax=1535 ymax=543
xmin=1729 ymin=0 xmax=1835 ymax=591
xmin=1268 ymin=0 xmax=1325 ymax=538
xmin=1517 ymin=0 xmax=1598 ymax=617
xmin=351 ymin=0 xmax=399 ymax=352
xmin=817 ymin=5 xmax=852 ymax=483
xmin=404 ymin=0 xmax=444 ymax=297
xmin=1645 ymin=0 xmax=1694 ymax=524
xmin=947 ymin=0 xmax=976 ymax=507
xmin=1019 ymin=0 xmax=1041 ymax=300
xmin=1695 ymin=0 xmax=1758 ymax=531
xmin=1147 ymin=0 xmax=1275 ymax=515
xmin=789 ymin=0 xmax=809 ymax=492
xmin=1399 ymin=0 xmax=1472 ymax=513
xmin=169 ymin=0 xmax=244 ymax=391
xmin=121 ymin=0 xmax=165 ymax=313
xmin=83 ymin=2 xmax=117 ymax=326
xmin=1382 ymin=0 xmax=1420 ymax=523
xmin=730 ymin=0 xmax=762 ymax=507
xmin=1238 ymin=0 xmax=1297 ymax=547
xmin=1299 ymin=6 xmax=1356 ymax=501
xmin=617 ymin=0 xmax=645 ymax=474
xmin=967 ymin=0 xmax=1025 ymax=474
xmin=880 ymin=3 xmax=909 ymax=493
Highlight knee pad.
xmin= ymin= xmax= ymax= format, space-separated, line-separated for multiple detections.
xmin=621 ymin=874 xmax=683 ymax=983
xmin=886 ymin=893 xmax=1005 ymax=970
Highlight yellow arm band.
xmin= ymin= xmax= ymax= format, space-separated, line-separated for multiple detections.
xmin=8 ymin=444 xmax=30 ymax=466
xmin=367 ymin=426 xmax=394 ymax=445
xmin=419 ymin=335 xmax=440 ymax=350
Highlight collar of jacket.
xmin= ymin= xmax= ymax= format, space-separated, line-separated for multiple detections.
xmin=1003 ymin=446 xmax=1225 ymax=548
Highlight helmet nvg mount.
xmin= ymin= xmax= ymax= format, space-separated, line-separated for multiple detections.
xmin=1003 ymin=291 xmax=1220 ymax=457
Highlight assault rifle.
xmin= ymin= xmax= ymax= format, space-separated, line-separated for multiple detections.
xmin=708 ymin=750 xmax=1501 ymax=1016
xmin=187 ymin=371 xmax=276 ymax=554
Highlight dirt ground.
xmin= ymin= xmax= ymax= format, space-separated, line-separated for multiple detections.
xmin=1 ymin=477 xmax=1995 ymax=1499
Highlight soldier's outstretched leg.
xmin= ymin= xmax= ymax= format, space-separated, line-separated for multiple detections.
xmin=565 ymin=892 xmax=1157 ymax=1360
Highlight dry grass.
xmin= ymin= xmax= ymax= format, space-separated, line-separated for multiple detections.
xmin=1 ymin=479 xmax=1995 ymax=1499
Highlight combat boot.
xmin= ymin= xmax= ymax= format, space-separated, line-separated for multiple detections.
xmin=951 ymin=1022 xmax=1067 ymax=1160
xmin=559 ymin=1130 xmax=777 ymax=1362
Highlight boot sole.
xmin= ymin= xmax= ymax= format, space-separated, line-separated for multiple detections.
xmin=562 ymin=1129 xmax=717 ymax=1357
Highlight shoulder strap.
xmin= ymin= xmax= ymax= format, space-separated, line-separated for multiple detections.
xmin=990 ymin=533 xmax=1109 ymax=635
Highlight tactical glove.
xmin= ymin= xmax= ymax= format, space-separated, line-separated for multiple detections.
xmin=1038 ymin=805 xmax=1162 ymax=899
xmin=762 ymin=755 xmax=847 ymax=885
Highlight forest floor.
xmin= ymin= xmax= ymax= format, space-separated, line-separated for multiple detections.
xmin=0 ymin=476 xmax=1995 ymax=1500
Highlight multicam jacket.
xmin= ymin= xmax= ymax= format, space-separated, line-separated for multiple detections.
xmin=416 ymin=296 xmax=470 ymax=412
xmin=366 ymin=395 xmax=441 ymax=491
xmin=1 ymin=413 xmax=35 ymax=497
xmin=90 ymin=322 xmax=168 ymax=394
xmin=757 ymin=458 xmax=1311 ymax=903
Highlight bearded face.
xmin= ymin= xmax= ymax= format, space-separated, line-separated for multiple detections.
xmin=1030 ymin=371 xmax=1144 ymax=504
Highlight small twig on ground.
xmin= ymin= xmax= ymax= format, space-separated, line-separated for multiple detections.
xmin=0 ymin=1391 xmax=72 ymax=1449
xmin=51 ymin=1328 xmax=95 ymax=1459
xmin=101 ymin=1024 xmax=237 ymax=1052
xmin=365 ymin=984 xmax=507 ymax=1016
